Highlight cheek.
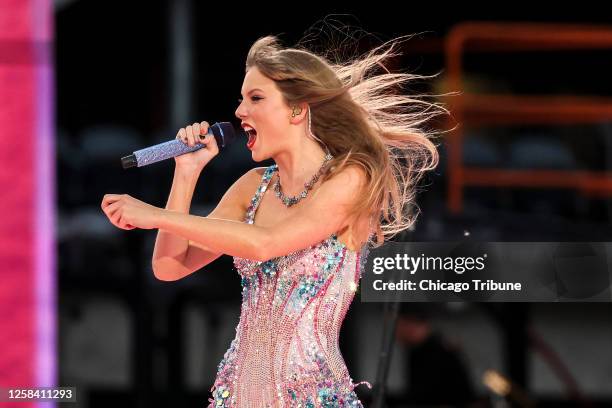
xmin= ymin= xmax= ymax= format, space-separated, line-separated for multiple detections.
xmin=257 ymin=106 xmax=287 ymax=131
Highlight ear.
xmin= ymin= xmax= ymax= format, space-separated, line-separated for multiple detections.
xmin=289 ymin=102 xmax=309 ymax=124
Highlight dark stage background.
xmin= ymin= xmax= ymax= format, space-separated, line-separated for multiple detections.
xmin=55 ymin=2 xmax=612 ymax=407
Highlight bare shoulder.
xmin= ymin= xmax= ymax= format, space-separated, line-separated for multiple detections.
xmin=246 ymin=166 xmax=269 ymax=188
xmin=205 ymin=166 xmax=268 ymax=221
xmin=239 ymin=166 xmax=269 ymax=184
xmin=251 ymin=166 xmax=268 ymax=179
xmin=235 ymin=166 xmax=269 ymax=203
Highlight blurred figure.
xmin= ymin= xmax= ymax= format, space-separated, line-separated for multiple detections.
xmin=396 ymin=305 xmax=478 ymax=406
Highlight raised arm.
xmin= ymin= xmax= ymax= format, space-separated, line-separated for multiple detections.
xmin=259 ymin=165 xmax=367 ymax=259
xmin=155 ymin=165 xmax=367 ymax=264
xmin=151 ymin=120 xmax=222 ymax=281
xmin=152 ymin=167 xmax=263 ymax=281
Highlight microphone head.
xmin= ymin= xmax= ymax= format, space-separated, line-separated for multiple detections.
xmin=210 ymin=122 xmax=237 ymax=148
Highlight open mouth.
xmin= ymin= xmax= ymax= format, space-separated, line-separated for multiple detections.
xmin=242 ymin=124 xmax=257 ymax=149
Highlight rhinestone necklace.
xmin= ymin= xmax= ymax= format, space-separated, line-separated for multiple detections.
xmin=272 ymin=153 xmax=333 ymax=207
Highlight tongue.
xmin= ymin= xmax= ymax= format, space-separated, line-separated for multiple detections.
xmin=247 ymin=132 xmax=256 ymax=147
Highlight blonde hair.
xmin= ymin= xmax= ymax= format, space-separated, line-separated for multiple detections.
xmin=245 ymin=34 xmax=449 ymax=248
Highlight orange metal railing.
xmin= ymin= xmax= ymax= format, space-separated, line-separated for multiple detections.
xmin=444 ymin=22 xmax=612 ymax=213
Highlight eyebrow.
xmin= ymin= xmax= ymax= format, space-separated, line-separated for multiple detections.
xmin=240 ymin=88 xmax=264 ymax=96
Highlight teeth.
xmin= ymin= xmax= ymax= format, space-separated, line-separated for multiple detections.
xmin=242 ymin=124 xmax=257 ymax=142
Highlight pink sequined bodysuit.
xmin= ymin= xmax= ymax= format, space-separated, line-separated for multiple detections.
xmin=208 ymin=164 xmax=371 ymax=407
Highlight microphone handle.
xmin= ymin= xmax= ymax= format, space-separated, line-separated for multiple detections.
xmin=122 ymin=126 xmax=219 ymax=169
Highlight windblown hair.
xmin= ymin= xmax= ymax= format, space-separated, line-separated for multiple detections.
xmin=245 ymin=34 xmax=449 ymax=248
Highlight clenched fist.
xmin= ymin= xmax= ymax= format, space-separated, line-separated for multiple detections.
xmin=175 ymin=120 xmax=219 ymax=172
xmin=101 ymin=193 xmax=162 ymax=230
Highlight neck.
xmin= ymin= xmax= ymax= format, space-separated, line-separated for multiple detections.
xmin=273 ymin=136 xmax=328 ymax=196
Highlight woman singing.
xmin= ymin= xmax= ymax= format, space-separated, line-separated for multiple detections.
xmin=101 ymin=34 xmax=444 ymax=407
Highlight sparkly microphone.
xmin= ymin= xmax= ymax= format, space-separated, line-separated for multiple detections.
xmin=121 ymin=122 xmax=239 ymax=169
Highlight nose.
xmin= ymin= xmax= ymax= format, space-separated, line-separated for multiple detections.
xmin=235 ymin=100 xmax=247 ymax=120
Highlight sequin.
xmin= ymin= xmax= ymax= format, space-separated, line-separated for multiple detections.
xmin=208 ymin=164 xmax=373 ymax=407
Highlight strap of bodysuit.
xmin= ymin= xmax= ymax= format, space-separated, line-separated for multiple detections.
xmin=245 ymin=164 xmax=278 ymax=224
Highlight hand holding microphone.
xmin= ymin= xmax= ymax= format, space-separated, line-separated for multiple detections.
xmin=121 ymin=121 xmax=238 ymax=170
xmin=106 ymin=121 xmax=239 ymax=231
xmin=174 ymin=121 xmax=219 ymax=171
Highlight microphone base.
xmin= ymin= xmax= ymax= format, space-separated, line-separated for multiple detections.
xmin=121 ymin=154 xmax=137 ymax=169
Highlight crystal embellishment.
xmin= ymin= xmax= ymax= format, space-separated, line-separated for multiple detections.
xmin=208 ymin=163 xmax=373 ymax=407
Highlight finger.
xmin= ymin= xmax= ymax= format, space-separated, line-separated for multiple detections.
xmin=101 ymin=194 xmax=120 ymax=209
xmin=176 ymin=128 xmax=185 ymax=143
xmin=177 ymin=128 xmax=187 ymax=144
xmin=114 ymin=212 xmax=130 ymax=230
xmin=199 ymin=121 xmax=210 ymax=140
xmin=198 ymin=133 xmax=210 ymax=146
xmin=102 ymin=194 xmax=118 ymax=208
xmin=186 ymin=125 xmax=195 ymax=147
xmin=118 ymin=214 xmax=127 ymax=229
xmin=104 ymin=200 xmax=122 ymax=218
xmin=205 ymin=133 xmax=218 ymax=153
xmin=110 ymin=208 xmax=122 ymax=227
xmin=192 ymin=122 xmax=201 ymax=143
xmin=118 ymin=214 xmax=135 ymax=230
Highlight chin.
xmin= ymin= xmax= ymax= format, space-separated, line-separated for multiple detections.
xmin=250 ymin=150 xmax=265 ymax=162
